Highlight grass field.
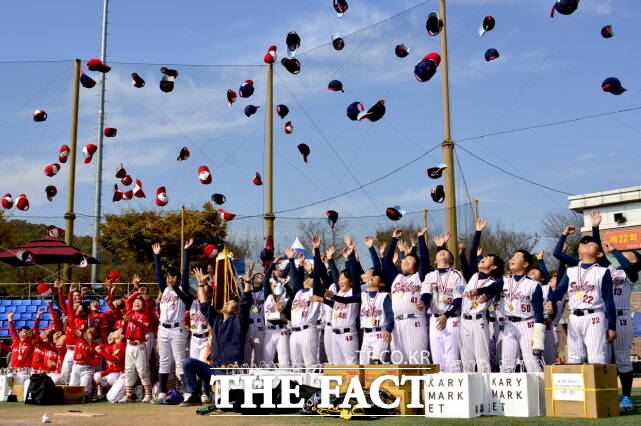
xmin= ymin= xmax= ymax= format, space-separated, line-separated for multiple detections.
xmin=0 ymin=389 xmax=639 ymax=425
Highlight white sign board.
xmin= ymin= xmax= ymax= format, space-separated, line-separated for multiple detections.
xmin=424 ymin=373 xmax=488 ymax=418
xmin=487 ymin=373 xmax=545 ymax=417
xmin=552 ymin=373 xmax=584 ymax=401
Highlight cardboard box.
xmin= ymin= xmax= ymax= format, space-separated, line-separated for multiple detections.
xmin=363 ymin=364 xmax=439 ymax=390
xmin=11 ymin=384 xmax=25 ymax=402
xmin=57 ymin=385 xmax=85 ymax=404
xmin=424 ymin=373 xmax=487 ymax=418
xmin=322 ymin=365 xmax=364 ymax=394
xmin=544 ymin=364 xmax=619 ymax=418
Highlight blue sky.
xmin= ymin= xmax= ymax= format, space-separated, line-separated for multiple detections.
xmin=0 ymin=0 xmax=639 ymax=254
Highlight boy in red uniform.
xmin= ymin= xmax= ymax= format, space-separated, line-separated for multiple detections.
xmin=70 ymin=326 xmax=100 ymax=397
xmin=7 ymin=310 xmax=37 ymax=368
xmin=94 ymin=329 xmax=126 ymax=399
xmin=120 ymin=297 xmax=152 ymax=403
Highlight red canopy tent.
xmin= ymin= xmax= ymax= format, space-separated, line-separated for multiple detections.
xmin=0 ymin=237 xmax=98 ymax=267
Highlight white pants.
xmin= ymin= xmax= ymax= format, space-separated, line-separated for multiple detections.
xmin=60 ymin=348 xmax=75 ymax=384
xmin=190 ymin=336 xmax=209 ymax=362
xmin=610 ymin=313 xmax=633 ymax=373
xmin=106 ymin=375 xmax=126 ymax=403
xmin=331 ymin=331 xmax=359 ymax=365
xmin=144 ymin=332 xmax=156 ymax=362
xmin=390 ymin=317 xmax=429 ymax=364
xmin=488 ymin=318 xmax=503 ymax=372
xmin=567 ymin=312 xmax=607 ymax=364
xmin=157 ymin=325 xmax=186 ymax=375
xmin=263 ymin=327 xmax=290 ymax=367
xmin=290 ymin=327 xmax=319 ymax=368
xmin=69 ymin=364 xmax=95 ymax=393
xmin=323 ymin=325 xmax=334 ymax=364
xmin=125 ymin=343 xmax=150 ymax=387
xmin=459 ymin=316 xmax=490 ymax=373
xmin=93 ymin=371 xmax=121 ymax=388
xmin=245 ymin=325 xmax=265 ymax=365
xmin=46 ymin=373 xmax=64 ymax=385
xmin=360 ymin=331 xmax=390 ymax=364
xmin=500 ymin=319 xmax=542 ymax=373
xmin=430 ymin=316 xmax=461 ymax=372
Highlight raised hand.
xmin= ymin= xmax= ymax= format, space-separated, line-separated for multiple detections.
xmin=392 ymin=228 xmax=402 ymax=239
xmin=344 ymin=245 xmax=354 ymax=257
xmin=193 ymin=267 xmax=206 ymax=284
xmin=36 ymin=307 xmax=45 ymax=316
xmin=7 ymin=311 xmax=14 ymax=320
xmin=184 ymin=238 xmax=194 ymax=250
xmin=152 ymin=243 xmax=161 ymax=255
xmin=458 ymin=243 xmax=465 ymax=254
xmin=53 ymin=280 xmax=63 ymax=289
xmin=477 ymin=247 xmax=483 ymax=257
xmin=283 ymin=248 xmax=296 ymax=259
xmin=131 ymin=274 xmax=141 ymax=286
xmin=364 ymin=236 xmax=374 ymax=248
xmin=590 ymin=210 xmax=602 ymax=227
xmin=311 ymin=234 xmax=321 ymax=249
xmin=602 ymin=241 xmax=615 ymax=253
xmin=432 ymin=235 xmax=445 ymax=247
xmin=476 ymin=218 xmax=487 ymax=232
xmin=536 ymin=249 xmax=545 ymax=260
xmin=417 ymin=227 xmax=428 ymax=238
xmin=343 ymin=235 xmax=354 ymax=248
xmin=563 ymin=225 xmax=576 ymax=236
xmin=397 ymin=240 xmax=408 ymax=254
xmin=326 ymin=246 xmax=336 ymax=259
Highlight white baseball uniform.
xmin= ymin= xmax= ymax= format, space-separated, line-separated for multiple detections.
xmin=330 ymin=287 xmax=360 ymax=365
xmin=157 ymin=287 xmax=187 ymax=376
xmin=321 ymin=284 xmax=337 ymax=364
xmin=290 ymin=289 xmax=321 ymax=368
xmin=245 ymin=289 xmax=266 ymax=365
xmin=390 ymin=272 xmax=429 ymax=364
xmin=499 ymin=275 xmax=543 ymax=373
xmin=263 ymin=293 xmax=291 ymax=367
xmin=609 ymin=267 xmax=633 ymax=373
xmin=188 ymin=303 xmax=210 ymax=362
xmin=460 ymin=273 xmax=495 ymax=373
xmin=563 ymin=264 xmax=609 ymax=364
xmin=360 ymin=291 xmax=391 ymax=364
xmin=422 ymin=269 xmax=465 ymax=372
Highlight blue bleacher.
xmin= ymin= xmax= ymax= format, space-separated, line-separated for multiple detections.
xmin=0 ymin=306 xmax=5 ymax=312
xmin=15 ymin=321 xmax=26 ymax=328
xmin=15 ymin=306 xmax=26 ymax=313
xmin=0 ymin=329 xmax=8 ymax=337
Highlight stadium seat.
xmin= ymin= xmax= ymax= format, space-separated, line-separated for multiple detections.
xmin=0 ymin=306 xmax=5 ymax=312
xmin=0 ymin=314 xmax=6 ymax=321
xmin=12 ymin=314 xmax=21 ymax=320
xmin=40 ymin=320 xmax=49 ymax=328
xmin=0 ymin=330 xmax=8 ymax=337
xmin=15 ymin=306 xmax=26 ymax=313
xmin=15 ymin=321 xmax=26 ymax=328
xmin=26 ymin=306 xmax=38 ymax=313
xmin=42 ymin=312 xmax=50 ymax=320
xmin=0 ymin=300 xmax=10 ymax=307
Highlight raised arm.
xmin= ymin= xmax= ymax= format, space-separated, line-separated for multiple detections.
xmin=181 ymin=238 xmax=193 ymax=294
xmin=383 ymin=229 xmax=402 ymax=283
xmin=48 ymin=302 xmax=63 ymax=332
xmin=536 ymin=250 xmax=550 ymax=284
xmin=417 ymin=229 xmax=430 ymax=281
xmin=553 ymin=226 xmax=579 ymax=266
xmin=152 ymin=243 xmax=167 ymax=293
xmin=239 ymin=280 xmax=253 ymax=330
xmin=7 ymin=311 xmax=17 ymax=340
xmin=468 ymin=219 xmax=485 ymax=276
xmin=604 ymin=242 xmax=639 ymax=282
xmin=54 ymin=280 xmax=68 ymax=316
xmin=364 ymin=236 xmax=382 ymax=272
xmin=602 ymin=270 xmax=616 ymax=334
xmin=284 ymin=248 xmax=301 ymax=293
xmin=326 ymin=246 xmax=339 ymax=285
xmin=263 ymin=260 xmax=278 ymax=299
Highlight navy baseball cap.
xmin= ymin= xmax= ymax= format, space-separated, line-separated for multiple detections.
xmin=484 ymin=48 xmax=500 ymax=62
xmin=551 ymin=0 xmax=580 ymax=17
xmin=431 ymin=185 xmax=445 ymax=203
xmin=328 ymin=80 xmax=344 ymax=92
xmin=286 ymin=31 xmax=301 ymax=57
xmin=333 ymin=0 xmax=348 ymax=17
xmin=332 ymin=34 xmax=345 ymax=51
xmin=601 ymin=25 xmax=614 ymax=39
xmin=326 ymin=210 xmax=338 ymax=228
xmin=297 ymin=143 xmax=310 ymax=162
xmin=281 ymin=57 xmax=301 ymax=74
xmin=386 ymin=206 xmax=406 ymax=221
xmin=414 ymin=58 xmax=437 ymax=82
xmin=426 ymin=11 xmax=443 ymax=36
xmin=395 ymin=44 xmax=410 ymax=58
xmin=479 ymin=16 xmax=495 ymax=36
xmin=357 ymin=100 xmax=385 ymax=122
xmin=227 ymin=89 xmax=237 ymax=106
xmin=211 ymin=193 xmax=226 ymax=205
xmin=346 ymin=102 xmax=364 ymax=121
xmin=276 ymin=104 xmax=289 ymax=118
xmin=80 ymin=71 xmax=96 ymax=88
xmin=239 ymin=80 xmax=254 ymax=98
xmin=427 ymin=163 xmax=447 ymax=179
xmin=244 ymin=105 xmax=260 ymax=117
xmin=602 ymin=77 xmax=626 ymax=95
xmin=131 ymin=73 xmax=145 ymax=88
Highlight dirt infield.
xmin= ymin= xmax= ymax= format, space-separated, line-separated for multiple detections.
xmin=0 ymin=389 xmax=639 ymax=426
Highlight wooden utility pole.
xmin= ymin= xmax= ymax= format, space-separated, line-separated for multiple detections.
xmin=63 ymin=59 xmax=81 ymax=282
xmin=264 ymin=64 xmax=275 ymax=242
xmin=439 ymin=0 xmax=458 ymax=267
xmin=180 ymin=205 xmax=185 ymax=271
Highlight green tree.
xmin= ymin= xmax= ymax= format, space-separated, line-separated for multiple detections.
xmin=98 ymin=202 xmax=228 ymax=274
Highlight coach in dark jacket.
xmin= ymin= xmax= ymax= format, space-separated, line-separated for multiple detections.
xmin=181 ymin=267 xmax=251 ymax=406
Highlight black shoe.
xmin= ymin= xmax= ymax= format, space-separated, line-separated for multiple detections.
xmin=180 ymin=393 xmax=202 ymax=407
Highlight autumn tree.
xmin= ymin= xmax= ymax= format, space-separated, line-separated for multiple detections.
xmin=98 ymin=202 xmax=228 ymax=274
xmin=296 ymin=220 xmax=350 ymax=251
